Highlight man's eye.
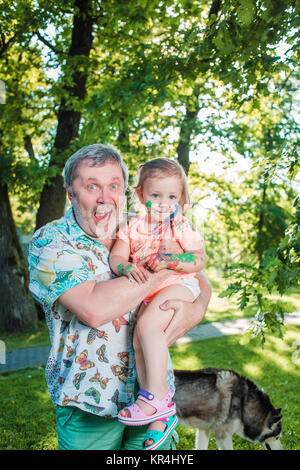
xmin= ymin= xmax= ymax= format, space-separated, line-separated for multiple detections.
xmin=111 ymin=184 xmax=118 ymax=190
xmin=87 ymin=185 xmax=97 ymax=190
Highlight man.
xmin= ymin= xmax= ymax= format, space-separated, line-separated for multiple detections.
xmin=29 ymin=144 xmax=211 ymax=450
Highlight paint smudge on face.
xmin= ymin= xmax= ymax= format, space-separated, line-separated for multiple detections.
xmin=146 ymin=200 xmax=152 ymax=214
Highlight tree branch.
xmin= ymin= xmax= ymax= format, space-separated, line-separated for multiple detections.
xmin=24 ymin=135 xmax=37 ymax=161
xmin=0 ymin=32 xmax=16 ymax=59
xmin=209 ymin=0 xmax=222 ymax=18
xmin=36 ymin=31 xmax=64 ymax=55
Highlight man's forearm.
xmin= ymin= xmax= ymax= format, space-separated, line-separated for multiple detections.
xmin=59 ymin=269 xmax=171 ymax=328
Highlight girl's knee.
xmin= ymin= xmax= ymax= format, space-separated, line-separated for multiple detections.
xmin=135 ymin=307 xmax=158 ymax=335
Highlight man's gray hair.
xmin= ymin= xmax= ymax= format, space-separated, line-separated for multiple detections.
xmin=63 ymin=143 xmax=129 ymax=192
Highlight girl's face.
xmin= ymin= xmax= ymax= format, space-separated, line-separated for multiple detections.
xmin=137 ymin=175 xmax=183 ymax=224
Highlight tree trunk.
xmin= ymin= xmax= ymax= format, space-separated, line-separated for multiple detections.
xmin=0 ymin=184 xmax=38 ymax=332
xmin=176 ymin=87 xmax=200 ymax=174
xmin=35 ymin=0 xmax=95 ymax=230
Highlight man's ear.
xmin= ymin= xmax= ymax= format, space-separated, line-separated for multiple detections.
xmin=66 ymin=187 xmax=73 ymax=202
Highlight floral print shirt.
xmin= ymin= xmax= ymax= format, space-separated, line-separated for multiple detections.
xmin=28 ymin=208 xmax=175 ymax=416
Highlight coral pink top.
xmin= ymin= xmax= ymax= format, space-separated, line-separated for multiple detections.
xmin=117 ymin=214 xmax=203 ymax=301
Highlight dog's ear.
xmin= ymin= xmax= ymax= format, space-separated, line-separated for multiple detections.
xmin=272 ymin=415 xmax=282 ymax=424
xmin=269 ymin=410 xmax=282 ymax=427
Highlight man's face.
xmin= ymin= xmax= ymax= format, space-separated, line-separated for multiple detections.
xmin=69 ymin=159 xmax=125 ymax=241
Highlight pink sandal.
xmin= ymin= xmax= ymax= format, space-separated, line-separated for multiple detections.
xmin=117 ymin=389 xmax=176 ymax=426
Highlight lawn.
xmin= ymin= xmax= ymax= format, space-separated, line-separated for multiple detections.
xmin=0 ymin=268 xmax=299 ymax=450
xmin=0 ymin=325 xmax=299 ymax=450
xmin=0 ymin=321 xmax=50 ymax=351
xmin=1 ymin=268 xmax=299 ymax=350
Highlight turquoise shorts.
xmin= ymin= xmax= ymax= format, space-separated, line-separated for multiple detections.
xmin=56 ymin=405 xmax=177 ymax=450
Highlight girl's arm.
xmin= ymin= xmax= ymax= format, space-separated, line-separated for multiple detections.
xmin=110 ymin=238 xmax=149 ymax=283
xmin=142 ymin=244 xmax=207 ymax=274
xmin=109 ymin=238 xmax=131 ymax=275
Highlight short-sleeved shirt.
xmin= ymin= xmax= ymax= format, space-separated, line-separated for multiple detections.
xmin=28 ymin=207 xmax=175 ymax=416
xmin=118 ymin=214 xmax=204 ymax=300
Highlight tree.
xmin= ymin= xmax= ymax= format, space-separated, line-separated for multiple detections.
xmin=0 ymin=0 xmax=48 ymax=330
xmin=34 ymin=0 xmax=97 ymax=229
xmin=1 ymin=0 xmax=299 ymax=337
xmin=218 ymin=68 xmax=300 ymax=345
xmin=79 ymin=0 xmax=299 ymax=178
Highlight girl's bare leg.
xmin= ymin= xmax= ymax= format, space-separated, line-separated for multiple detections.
xmin=123 ymin=284 xmax=194 ymax=445
xmin=132 ymin=302 xmax=147 ymax=387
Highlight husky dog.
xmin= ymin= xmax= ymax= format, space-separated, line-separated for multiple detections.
xmin=173 ymin=368 xmax=282 ymax=450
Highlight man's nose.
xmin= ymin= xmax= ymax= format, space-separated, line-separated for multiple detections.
xmin=96 ymin=187 xmax=112 ymax=204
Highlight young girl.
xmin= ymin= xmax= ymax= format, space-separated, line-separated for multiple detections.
xmin=109 ymin=158 xmax=206 ymax=450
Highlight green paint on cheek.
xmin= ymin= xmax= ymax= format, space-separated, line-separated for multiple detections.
xmin=146 ymin=200 xmax=152 ymax=213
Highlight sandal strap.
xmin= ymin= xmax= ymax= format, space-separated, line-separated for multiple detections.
xmin=142 ymin=415 xmax=179 ymax=450
xmin=137 ymin=389 xmax=173 ymax=412
xmin=144 ymin=430 xmax=163 ymax=441
xmin=138 ymin=389 xmax=155 ymax=401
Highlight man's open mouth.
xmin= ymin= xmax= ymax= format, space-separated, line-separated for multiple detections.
xmin=94 ymin=208 xmax=112 ymax=223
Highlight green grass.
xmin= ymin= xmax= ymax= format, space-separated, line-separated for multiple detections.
xmin=0 ymin=325 xmax=299 ymax=450
xmin=0 ymin=269 xmax=299 ymax=450
xmin=0 ymin=321 xmax=50 ymax=351
xmin=0 ymin=367 xmax=57 ymax=450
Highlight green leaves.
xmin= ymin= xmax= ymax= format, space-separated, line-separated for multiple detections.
xmin=236 ymin=0 xmax=256 ymax=27
xmin=219 ymin=196 xmax=300 ymax=347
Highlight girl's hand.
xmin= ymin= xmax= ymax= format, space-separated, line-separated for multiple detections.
xmin=117 ymin=262 xmax=149 ymax=284
xmin=140 ymin=254 xmax=161 ymax=272
xmin=141 ymin=253 xmax=178 ymax=272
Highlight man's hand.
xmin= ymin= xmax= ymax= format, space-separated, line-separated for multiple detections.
xmin=160 ymin=271 xmax=212 ymax=346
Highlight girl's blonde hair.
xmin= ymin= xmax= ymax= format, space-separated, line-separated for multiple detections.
xmin=134 ymin=158 xmax=191 ymax=207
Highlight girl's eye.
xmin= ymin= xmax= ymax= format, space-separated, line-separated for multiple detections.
xmin=169 ymin=195 xmax=177 ymax=200
xmin=152 ymin=193 xmax=159 ymax=198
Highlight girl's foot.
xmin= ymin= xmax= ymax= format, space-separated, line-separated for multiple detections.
xmin=118 ymin=389 xmax=176 ymax=426
xmin=142 ymin=415 xmax=179 ymax=450
xmin=120 ymin=396 xmax=158 ymax=418
xmin=143 ymin=420 xmax=166 ymax=447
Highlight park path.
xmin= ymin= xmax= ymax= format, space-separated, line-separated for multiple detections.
xmin=1 ymin=311 xmax=299 ymax=374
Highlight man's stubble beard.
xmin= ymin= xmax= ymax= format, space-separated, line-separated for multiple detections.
xmin=71 ymin=193 xmax=123 ymax=241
